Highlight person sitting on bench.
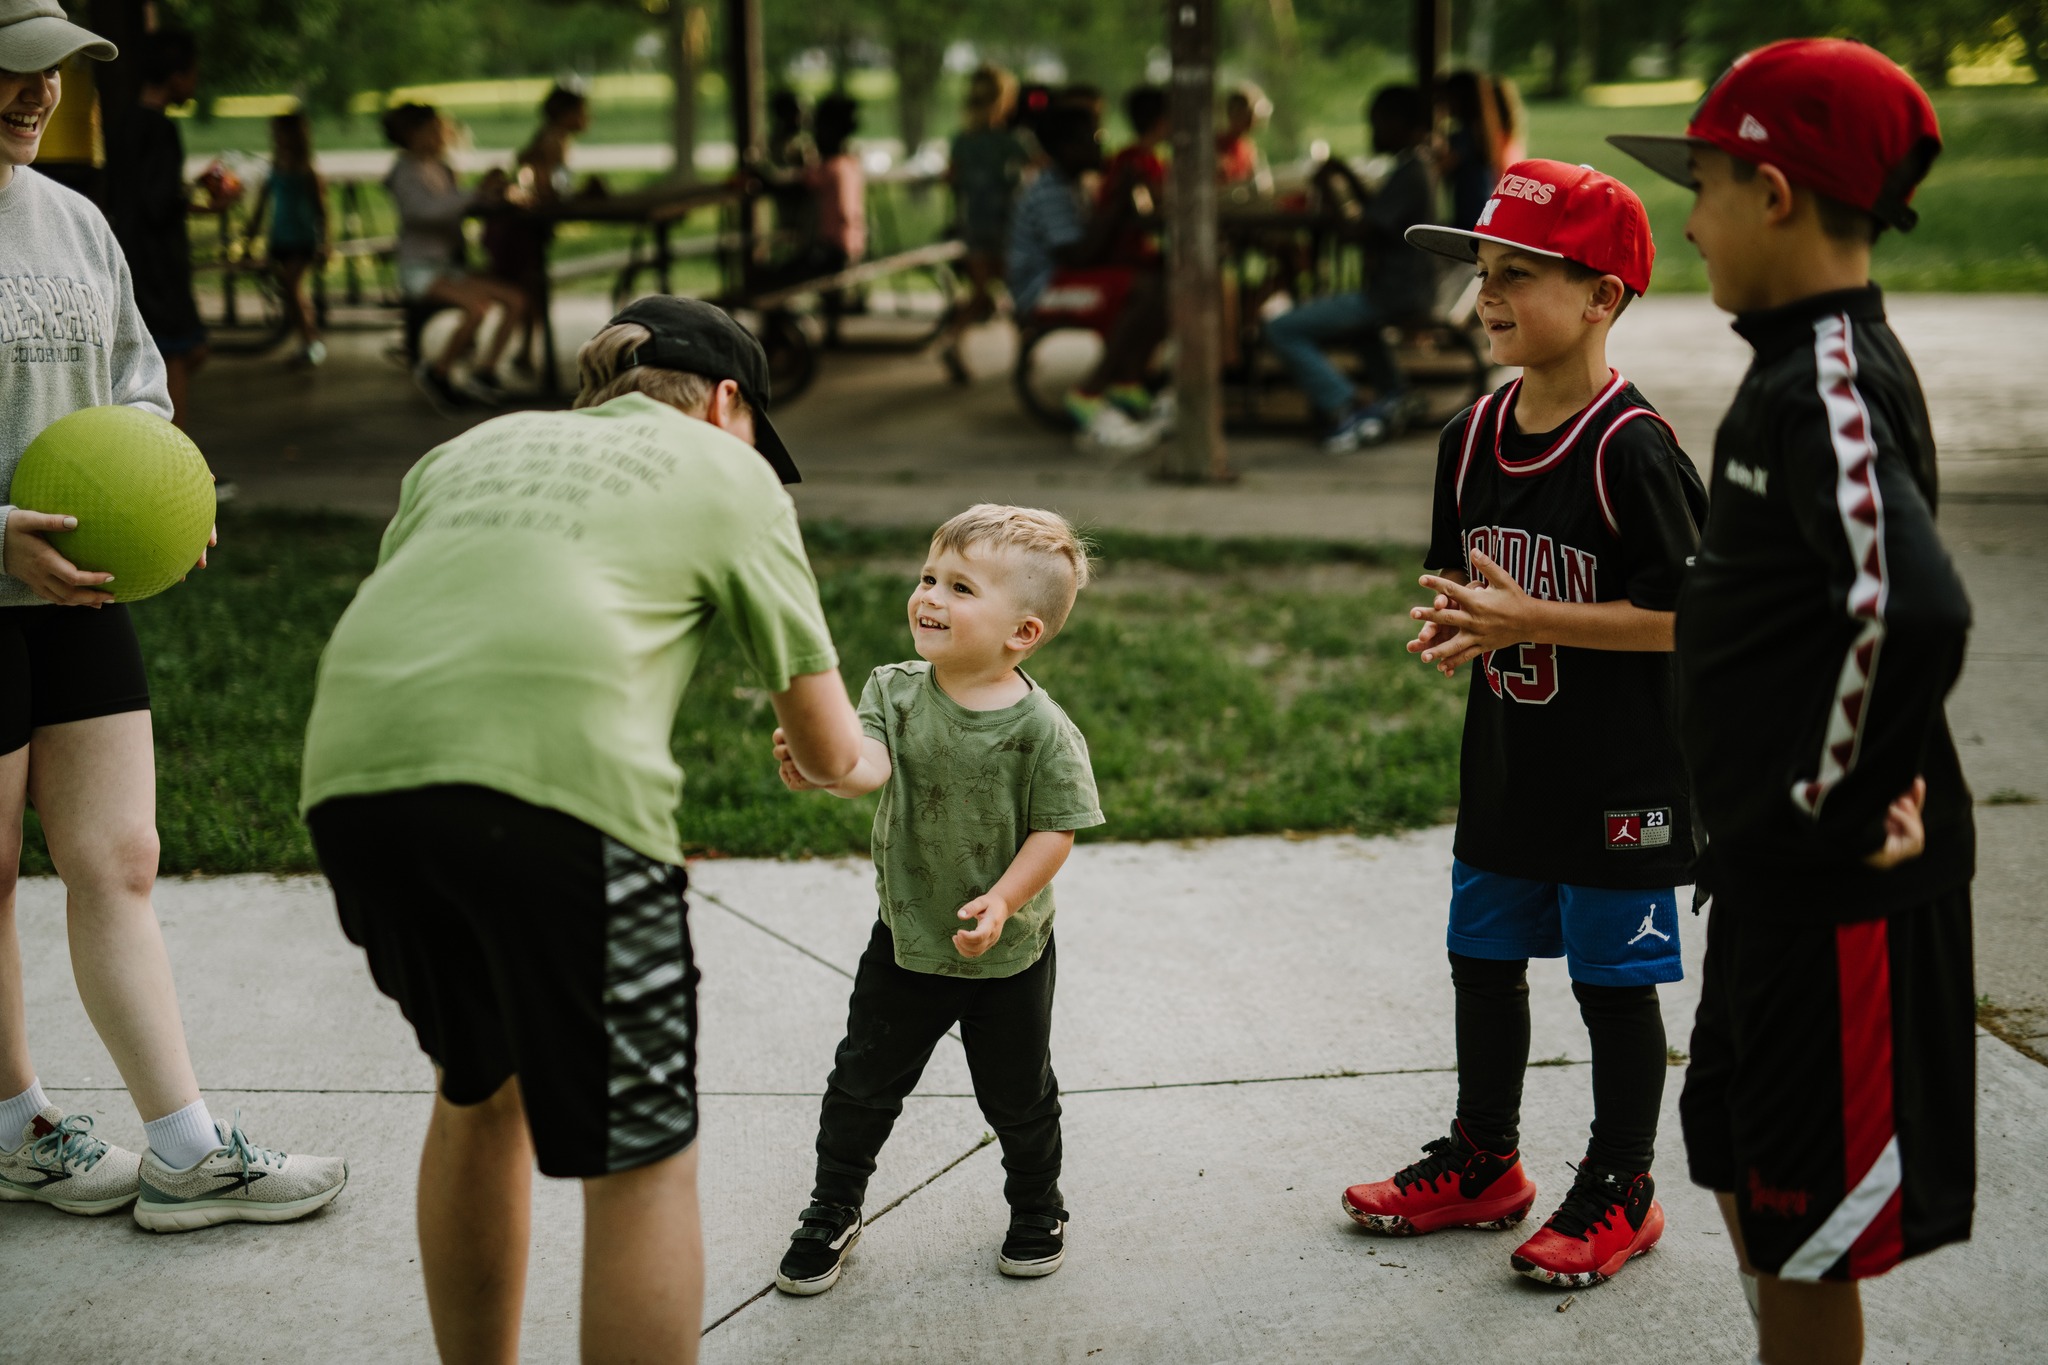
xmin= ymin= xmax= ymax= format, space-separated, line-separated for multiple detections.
xmin=1007 ymin=105 xmax=1168 ymax=452
xmin=382 ymin=102 xmax=528 ymax=413
xmin=1265 ymin=85 xmax=1437 ymax=453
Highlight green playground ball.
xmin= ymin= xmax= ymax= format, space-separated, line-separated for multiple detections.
xmin=10 ymin=405 xmax=216 ymax=604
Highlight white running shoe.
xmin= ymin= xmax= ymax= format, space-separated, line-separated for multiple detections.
xmin=0 ymin=1107 xmax=143 ymax=1215
xmin=133 ymin=1117 xmax=347 ymax=1232
xmin=1078 ymin=405 xmax=1170 ymax=456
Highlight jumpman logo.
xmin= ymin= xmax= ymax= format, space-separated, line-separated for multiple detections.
xmin=1628 ymin=910 xmax=1670 ymax=945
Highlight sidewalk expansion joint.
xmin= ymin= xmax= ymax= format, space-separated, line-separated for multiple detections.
xmin=701 ymin=1131 xmax=998 ymax=1336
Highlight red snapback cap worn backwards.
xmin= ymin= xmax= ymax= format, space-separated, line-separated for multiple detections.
xmin=1405 ymin=158 xmax=1655 ymax=296
xmin=1607 ymin=37 xmax=1942 ymax=232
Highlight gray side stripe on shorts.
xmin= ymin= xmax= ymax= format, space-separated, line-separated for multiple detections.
xmin=602 ymin=837 xmax=697 ymax=1171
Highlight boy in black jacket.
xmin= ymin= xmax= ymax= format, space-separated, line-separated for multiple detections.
xmin=1612 ymin=38 xmax=1973 ymax=1365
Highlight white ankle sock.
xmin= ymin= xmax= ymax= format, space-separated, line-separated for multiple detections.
xmin=0 ymin=1078 xmax=51 ymax=1150
xmin=144 ymin=1099 xmax=220 ymax=1169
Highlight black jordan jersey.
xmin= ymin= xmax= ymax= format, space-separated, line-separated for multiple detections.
xmin=1427 ymin=372 xmax=1709 ymax=888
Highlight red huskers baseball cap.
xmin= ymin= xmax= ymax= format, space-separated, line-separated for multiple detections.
xmin=1607 ymin=38 xmax=1942 ymax=233
xmin=1405 ymin=158 xmax=1655 ymax=296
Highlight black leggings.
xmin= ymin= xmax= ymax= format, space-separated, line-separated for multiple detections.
xmin=812 ymin=920 xmax=1064 ymax=1216
xmin=1451 ymin=951 xmax=1667 ymax=1173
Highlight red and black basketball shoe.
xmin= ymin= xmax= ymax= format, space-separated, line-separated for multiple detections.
xmin=1340 ymin=1123 xmax=1538 ymax=1236
xmin=1510 ymin=1161 xmax=1664 ymax=1288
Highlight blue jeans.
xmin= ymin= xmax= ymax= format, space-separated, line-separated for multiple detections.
xmin=1264 ymin=290 xmax=1403 ymax=421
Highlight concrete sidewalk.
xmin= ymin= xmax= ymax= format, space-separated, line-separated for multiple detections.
xmin=5 ymin=832 xmax=2043 ymax=1362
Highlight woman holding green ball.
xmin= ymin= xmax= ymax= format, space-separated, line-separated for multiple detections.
xmin=0 ymin=1 xmax=346 ymax=1229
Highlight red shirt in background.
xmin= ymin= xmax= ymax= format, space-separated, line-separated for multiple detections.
xmin=1097 ymin=143 xmax=1166 ymax=265
xmin=1216 ymin=132 xmax=1258 ymax=186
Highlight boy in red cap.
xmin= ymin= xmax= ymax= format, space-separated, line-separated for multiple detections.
xmin=1612 ymin=38 xmax=1973 ymax=1365
xmin=1336 ymin=159 xmax=1707 ymax=1290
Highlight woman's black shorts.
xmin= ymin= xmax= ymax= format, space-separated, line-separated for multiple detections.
xmin=308 ymin=784 xmax=701 ymax=1179
xmin=0 ymin=603 xmax=151 ymax=756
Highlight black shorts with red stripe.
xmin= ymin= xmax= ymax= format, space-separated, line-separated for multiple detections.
xmin=1679 ymin=886 xmax=1975 ymax=1281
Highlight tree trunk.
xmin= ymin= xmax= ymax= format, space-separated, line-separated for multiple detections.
xmin=891 ymin=33 xmax=944 ymax=159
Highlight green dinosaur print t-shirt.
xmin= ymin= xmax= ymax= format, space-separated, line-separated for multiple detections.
xmin=857 ymin=661 xmax=1104 ymax=978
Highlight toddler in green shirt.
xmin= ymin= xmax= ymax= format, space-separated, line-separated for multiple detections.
xmin=769 ymin=504 xmax=1104 ymax=1294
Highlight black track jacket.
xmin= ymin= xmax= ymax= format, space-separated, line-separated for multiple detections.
xmin=1676 ymin=285 xmax=1974 ymax=919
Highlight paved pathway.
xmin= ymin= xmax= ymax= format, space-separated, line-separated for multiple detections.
xmin=7 ymin=834 xmax=2045 ymax=1361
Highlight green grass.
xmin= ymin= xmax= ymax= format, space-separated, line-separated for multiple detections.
xmin=20 ymin=512 xmax=1460 ymax=877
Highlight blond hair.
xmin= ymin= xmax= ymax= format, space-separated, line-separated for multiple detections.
xmin=964 ymin=63 xmax=1017 ymax=132
xmin=572 ymin=321 xmax=753 ymax=418
xmin=931 ymin=504 xmax=1094 ymax=642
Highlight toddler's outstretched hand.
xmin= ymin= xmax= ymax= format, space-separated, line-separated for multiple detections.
xmin=772 ymin=726 xmax=818 ymax=791
xmin=953 ymin=894 xmax=1011 ymax=958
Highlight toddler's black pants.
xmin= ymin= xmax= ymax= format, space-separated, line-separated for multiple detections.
xmin=811 ymin=920 xmax=1064 ymax=1215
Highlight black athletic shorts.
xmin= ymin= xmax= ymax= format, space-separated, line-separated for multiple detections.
xmin=0 ymin=604 xmax=151 ymax=756
xmin=1679 ymin=886 xmax=1975 ymax=1281
xmin=308 ymin=785 xmax=701 ymax=1179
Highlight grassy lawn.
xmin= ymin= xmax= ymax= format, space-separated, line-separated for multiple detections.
xmin=20 ymin=513 xmax=1460 ymax=877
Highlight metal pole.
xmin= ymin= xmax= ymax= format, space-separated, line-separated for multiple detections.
xmin=1166 ymin=0 xmax=1228 ymax=483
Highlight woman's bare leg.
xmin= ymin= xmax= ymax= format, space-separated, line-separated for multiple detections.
xmin=580 ymin=1141 xmax=702 ymax=1365
xmin=418 ymin=1076 xmax=534 ymax=1365
xmin=28 ymin=712 xmax=200 ymax=1122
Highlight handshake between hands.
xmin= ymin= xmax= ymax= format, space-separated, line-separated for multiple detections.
xmin=770 ymin=727 xmax=1012 ymax=959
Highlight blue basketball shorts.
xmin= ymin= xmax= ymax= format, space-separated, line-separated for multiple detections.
xmin=1446 ymin=858 xmax=1683 ymax=987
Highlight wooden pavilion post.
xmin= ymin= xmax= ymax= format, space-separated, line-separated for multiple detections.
xmin=723 ymin=0 xmax=766 ymax=286
xmin=1164 ymin=0 xmax=1228 ymax=483
xmin=667 ymin=2 xmax=701 ymax=181
xmin=1413 ymin=0 xmax=1446 ymax=111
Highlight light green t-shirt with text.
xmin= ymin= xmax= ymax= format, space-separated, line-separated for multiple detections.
xmin=300 ymin=394 xmax=837 ymax=864
xmin=858 ymin=661 xmax=1104 ymax=978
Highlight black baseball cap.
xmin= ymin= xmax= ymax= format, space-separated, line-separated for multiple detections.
xmin=610 ymin=296 xmax=799 ymax=484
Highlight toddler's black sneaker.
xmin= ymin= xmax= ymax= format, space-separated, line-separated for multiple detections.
xmin=997 ymin=1208 xmax=1068 ymax=1278
xmin=774 ymin=1202 xmax=863 ymax=1296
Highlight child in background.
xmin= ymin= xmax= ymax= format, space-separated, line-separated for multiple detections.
xmin=382 ymin=102 xmax=529 ymax=413
xmin=1099 ymin=84 xmax=1169 ymax=267
xmin=484 ymin=83 xmax=597 ymax=381
xmin=804 ymin=94 xmax=866 ymax=273
xmin=802 ymin=93 xmax=865 ymax=343
xmin=1215 ymin=82 xmax=1271 ymax=197
xmin=1340 ymin=160 xmax=1706 ymax=1292
xmin=939 ymin=63 xmax=1028 ymax=383
xmin=1006 ymin=105 xmax=1168 ymax=451
xmin=253 ymin=111 xmax=329 ymax=367
xmin=1265 ymin=85 xmax=1436 ymax=452
xmin=770 ymin=505 xmax=1103 ymax=1296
